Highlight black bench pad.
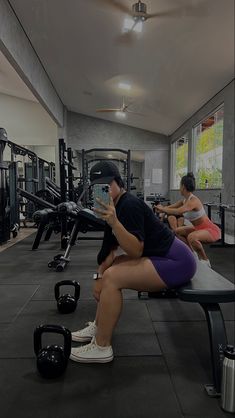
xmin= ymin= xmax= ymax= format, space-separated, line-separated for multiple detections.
xmin=178 ymin=262 xmax=235 ymax=304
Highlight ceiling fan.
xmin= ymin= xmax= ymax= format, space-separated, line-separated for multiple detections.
xmin=95 ymin=0 xmax=207 ymax=25
xmin=96 ymin=97 xmax=144 ymax=116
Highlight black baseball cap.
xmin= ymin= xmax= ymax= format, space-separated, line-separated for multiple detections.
xmin=90 ymin=161 xmax=121 ymax=185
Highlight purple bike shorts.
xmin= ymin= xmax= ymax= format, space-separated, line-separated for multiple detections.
xmin=149 ymin=237 xmax=197 ymax=288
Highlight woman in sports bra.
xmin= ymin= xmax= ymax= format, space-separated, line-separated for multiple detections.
xmin=155 ymin=172 xmax=221 ymax=267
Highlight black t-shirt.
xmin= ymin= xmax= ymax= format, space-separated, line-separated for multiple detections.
xmin=97 ymin=192 xmax=174 ymax=265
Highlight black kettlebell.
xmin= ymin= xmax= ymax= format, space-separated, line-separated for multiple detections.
xmin=34 ymin=324 xmax=71 ymax=379
xmin=54 ymin=280 xmax=80 ymax=314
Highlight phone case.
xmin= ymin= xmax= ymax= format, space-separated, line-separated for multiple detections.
xmin=93 ymin=184 xmax=110 ymax=216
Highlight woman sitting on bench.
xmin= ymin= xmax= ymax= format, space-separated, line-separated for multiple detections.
xmin=69 ymin=162 xmax=197 ymax=364
xmin=155 ymin=172 xmax=221 ymax=267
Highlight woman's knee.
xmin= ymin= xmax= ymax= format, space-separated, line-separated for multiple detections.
xmin=187 ymin=233 xmax=201 ymax=246
xmin=102 ymin=267 xmax=120 ymax=290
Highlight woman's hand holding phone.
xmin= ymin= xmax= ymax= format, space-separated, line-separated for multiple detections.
xmin=93 ymin=185 xmax=117 ymax=228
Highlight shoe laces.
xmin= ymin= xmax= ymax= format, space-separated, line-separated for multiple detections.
xmin=85 ymin=321 xmax=96 ymax=329
xmin=78 ymin=338 xmax=96 ymax=353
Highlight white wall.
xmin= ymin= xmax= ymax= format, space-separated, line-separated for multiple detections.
xmin=0 ymin=92 xmax=57 ymax=146
xmin=0 ymin=0 xmax=64 ymax=126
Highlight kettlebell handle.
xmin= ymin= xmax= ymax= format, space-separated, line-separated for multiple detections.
xmin=54 ymin=280 xmax=80 ymax=301
xmin=34 ymin=324 xmax=71 ymax=359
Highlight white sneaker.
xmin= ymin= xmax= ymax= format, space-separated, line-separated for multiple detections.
xmin=200 ymin=259 xmax=211 ymax=268
xmin=71 ymin=321 xmax=97 ymax=342
xmin=70 ymin=337 xmax=114 ymax=363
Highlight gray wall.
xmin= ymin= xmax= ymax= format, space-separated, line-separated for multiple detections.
xmin=144 ymin=150 xmax=169 ymax=200
xmin=169 ymin=79 xmax=234 ymax=236
xmin=0 ymin=0 xmax=64 ymax=127
xmin=67 ymin=111 xmax=170 ymax=197
xmin=68 ymin=112 xmax=168 ymax=150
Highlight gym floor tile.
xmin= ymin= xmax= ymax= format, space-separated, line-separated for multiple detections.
xmin=112 ymin=333 xmax=161 ymax=356
xmin=225 ymin=321 xmax=235 ymax=345
xmin=146 ymin=298 xmax=205 ymax=321
xmin=0 ymin=300 xmax=160 ymax=358
xmin=0 ymin=284 xmax=39 ymax=324
xmin=0 ymin=301 xmax=95 ymax=359
xmin=0 ymin=357 xmax=182 ymax=418
xmin=0 ymin=233 xmax=234 ymax=418
xmin=220 ymin=302 xmax=235 ymax=321
xmin=161 ymin=351 xmax=227 ymax=417
xmin=154 ymin=321 xmax=213 ymax=358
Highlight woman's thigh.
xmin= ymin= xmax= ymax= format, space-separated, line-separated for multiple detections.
xmin=175 ymin=225 xmax=195 ymax=236
xmin=188 ymin=230 xmax=215 ymax=244
xmin=105 ymin=257 xmax=167 ymax=292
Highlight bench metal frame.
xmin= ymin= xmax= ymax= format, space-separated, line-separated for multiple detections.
xmin=178 ymin=263 xmax=235 ymax=397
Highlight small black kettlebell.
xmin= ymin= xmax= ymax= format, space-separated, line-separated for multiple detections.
xmin=34 ymin=324 xmax=71 ymax=379
xmin=54 ymin=280 xmax=80 ymax=314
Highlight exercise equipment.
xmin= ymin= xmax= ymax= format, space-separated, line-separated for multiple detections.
xmin=54 ymin=280 xmax=80 ymax=313
xmin=58 ymin=138 xmax=78 ymax=245
xmin=80 ymin=148 xmax=131 ymax=207
xmin=205 ymin=202 xmax=235 ymax=248
xmin=48 ymin=204 xmax=104 ymax=272
xmin=7 ymin=139 xmax=40 ymax=221
xmin=0 ymin=128 xmax=11 ymax=244
xmin=34 ymin=324 xmax=71 ymax=379
xmin=38 ymin=157 xmax=55 ymax=190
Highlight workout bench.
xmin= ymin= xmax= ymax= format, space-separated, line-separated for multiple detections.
xmin=140 ymin=262 xmax=235 ymax=397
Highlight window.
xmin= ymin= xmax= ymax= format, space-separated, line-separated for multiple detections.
xmin=193 ymin=106 xmax=224 ymax=189
xmin=171 ymin=134 xmax=189 ymax=189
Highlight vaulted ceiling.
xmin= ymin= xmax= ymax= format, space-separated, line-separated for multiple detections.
xmin=7 ymin=0 xmax=235 ymax=134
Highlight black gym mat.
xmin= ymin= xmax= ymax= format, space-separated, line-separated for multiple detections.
xmin=0 ymin=284 xmax=39 ymax=324
xmin=0 ymin=233 xmax=234 ymax=417
xmin=0 ymin=299 xmax=161 ymax=358
xmin=146 ymin=298 xmax=205 ymax=321
xmin=161 ymin=351 xmax=226 ymax=418
xmin=153 ymin=321 xmax=229 ymax=417
xmin=0 ymin=357 xmax=182 ymax=418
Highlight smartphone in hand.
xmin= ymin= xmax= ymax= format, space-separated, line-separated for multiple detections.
xmin=93 ymin=184 xmax=110 ymax=217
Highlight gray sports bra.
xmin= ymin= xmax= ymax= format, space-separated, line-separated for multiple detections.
xmin=183 ymin=194 xmax=206 ymax=221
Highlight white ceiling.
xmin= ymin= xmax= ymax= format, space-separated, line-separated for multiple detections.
xmin=7 ymin=0 xmax=235 ymax=135
xmin=0 ymin=50 xmax=37 ymax=102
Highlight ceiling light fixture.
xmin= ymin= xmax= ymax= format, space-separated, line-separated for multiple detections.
xmin=118 ymin=82 xmax=131 ymax=90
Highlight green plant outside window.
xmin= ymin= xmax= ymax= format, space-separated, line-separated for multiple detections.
xmin=194 ymin=107 xmax=224 ymax=189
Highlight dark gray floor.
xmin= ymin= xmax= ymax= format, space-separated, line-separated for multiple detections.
xmin=0 ymin=234 xmax=234 ymax=418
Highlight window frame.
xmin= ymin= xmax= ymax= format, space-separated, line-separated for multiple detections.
xmin=171 ymin=133 xmax=189 ymax=190
xmin=192 ymin=104 xmax=224 ymax=190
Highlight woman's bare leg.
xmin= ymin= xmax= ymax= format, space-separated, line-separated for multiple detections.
xmin=94 ymin=255 xmax=134 ymax=325
xmin=167 ymin=215 xmax=178 ymax=231
xmin=187 ymin=230 xmax=214 ymax=260
xmin=95 ymin=257 xmax=166 ymax=346
xmin=174 ymin=225 xmax=196 ymax=248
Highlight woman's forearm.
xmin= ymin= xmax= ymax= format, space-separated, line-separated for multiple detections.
xmin=112 ymin=220 xmax=143 ymax=258
xmin=163 ymin=207 xmax=183 ymax=216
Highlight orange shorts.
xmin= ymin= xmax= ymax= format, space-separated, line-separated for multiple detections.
xmin=193 ymin=218 xmax=221 ymax=242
